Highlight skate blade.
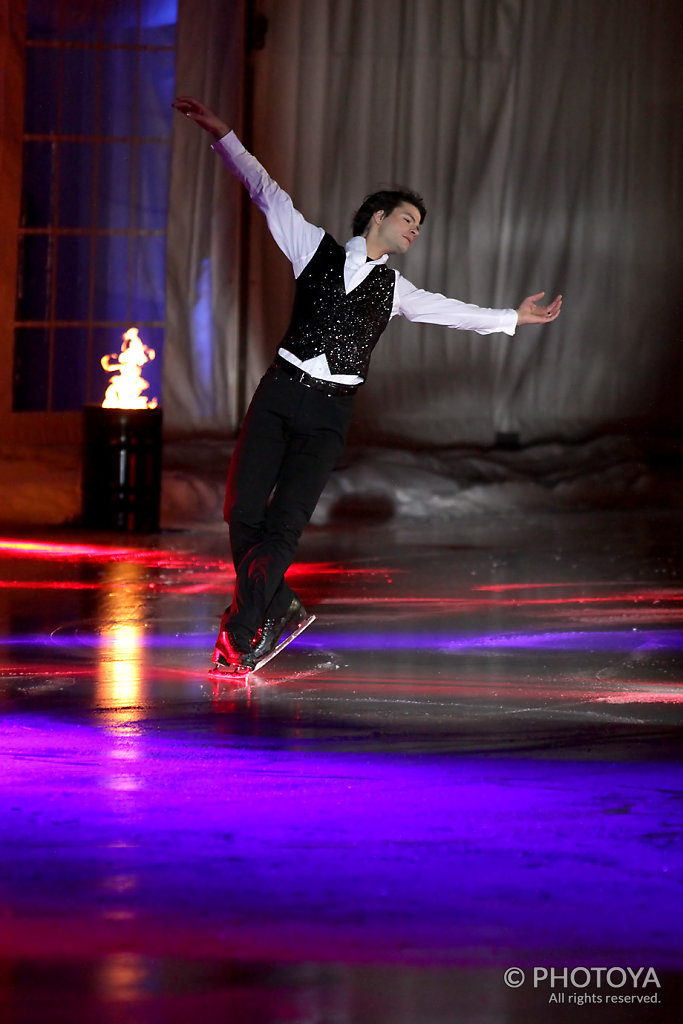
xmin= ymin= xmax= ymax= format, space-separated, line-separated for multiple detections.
xmin=208 ymin=658 xmax=251 ymax=678
xmin=253 ymin=614 xmax=316 ymax=671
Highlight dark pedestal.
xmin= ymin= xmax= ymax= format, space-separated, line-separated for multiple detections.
xmin=82 ymin=406 xmax=163 ymax=532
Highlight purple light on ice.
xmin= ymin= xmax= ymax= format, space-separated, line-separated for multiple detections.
xmin=301 ymin=629 xmax=683 ymax=653
xmin=0 ymin=627 xmax=680 ymax=654
xmin=2 ymin=714 xmax=681 ymax=966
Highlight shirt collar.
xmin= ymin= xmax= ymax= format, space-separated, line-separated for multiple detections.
xmin=345 ymin=235 xmax=389 ymax=269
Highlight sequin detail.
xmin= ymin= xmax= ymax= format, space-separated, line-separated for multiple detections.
xmin=279 ymin=233 xmax=394 ymax=380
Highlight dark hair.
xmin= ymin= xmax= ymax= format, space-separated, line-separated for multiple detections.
xmin=351 ymin=188 xmax=427 ymax=237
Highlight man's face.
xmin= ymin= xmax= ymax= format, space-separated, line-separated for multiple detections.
xmin=372 ymin=202 xmax=421 ymax=255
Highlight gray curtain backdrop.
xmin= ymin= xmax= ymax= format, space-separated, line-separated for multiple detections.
xmin=165 ymin=0 xmax=683 ymax=446
xmin=164 ymin=0 xmax=246 ymax=434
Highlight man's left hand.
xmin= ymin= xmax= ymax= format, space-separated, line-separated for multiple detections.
xmin=516 ymin=292 xmax=562 ymax=325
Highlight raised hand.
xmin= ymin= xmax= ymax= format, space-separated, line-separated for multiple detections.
xmin=516 ymin=292 xmax=563 ymax=325
xmin=172 ymin=96 xmax=230 ymax=140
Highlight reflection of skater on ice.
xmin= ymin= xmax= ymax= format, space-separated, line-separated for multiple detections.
xmin=101 ymin=328 xmax=158 ymax=409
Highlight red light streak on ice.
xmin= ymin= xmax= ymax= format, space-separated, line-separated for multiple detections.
xmin=1 ymin=576 xmax=679 ymax=606
xmin=0 ymin=538 xmax=238 ymax=574
xmin=0 ymin=540 xmax=377 ymax=577
xmin=0 ymin=539 xmax=137 ymax=559
xmin=476 ymin=582 xmax=635 ymax=591
xmin=324 ymin=593 xmax=683 ymax=608
xmin=0 ymin=577 xmax=234 ymax=593
xmin=496 ymin=592 xmax=683 ymax=606
xmin=0 ymin=581 xmax=103 ymax=591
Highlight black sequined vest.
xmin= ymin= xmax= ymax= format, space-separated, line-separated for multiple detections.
xmin=279 ymin=233 xmax=394 ymax=379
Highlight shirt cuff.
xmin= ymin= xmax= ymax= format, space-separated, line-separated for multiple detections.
xmin=502 ymin=309 xmax=518 ymax=336
xmin=211 ymin=130 xmax=245 ymax=158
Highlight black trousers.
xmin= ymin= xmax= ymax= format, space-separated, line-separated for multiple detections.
xmin=223 ymin=364 xmax=355 ymax=643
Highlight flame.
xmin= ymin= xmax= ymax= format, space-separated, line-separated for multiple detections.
xmin=101 ymin=328 xmax=158 ymax=409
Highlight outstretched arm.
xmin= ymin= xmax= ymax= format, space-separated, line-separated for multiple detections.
xmin=172 ymin=95 xmax=324 ymax=276
xmin=172 ymin=96 xmax=230 ymax=140
xmin=516 ymin=292 xmax=562 ymax=325
xmin=394 ymin=276 xmax=562 ymax=336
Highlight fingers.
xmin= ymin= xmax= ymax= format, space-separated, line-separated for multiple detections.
xmin=517 ymin=291 xmax=562 ymax=325
xmin=544 ymin=294 xmax=563 ymax=318
xmin=172 ymin=98 xmax=230 ymax=139
xmin=542 ymin=295 xmax=562 ymax=321
xmin=520 ymin=292 xmax=544 ymax=314
xmin=172 ymin=96 xmax=205 ymax=116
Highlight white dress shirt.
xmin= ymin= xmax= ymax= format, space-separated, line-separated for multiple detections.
xmin=213 ymin=132 xmax=518 ymax=384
